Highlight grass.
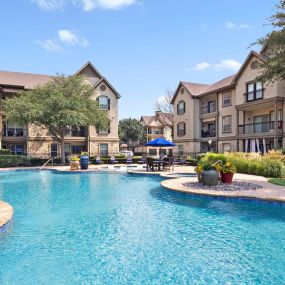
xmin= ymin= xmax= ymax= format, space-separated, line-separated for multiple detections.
xmin=268 ymin=178 xmax=285 ymax=186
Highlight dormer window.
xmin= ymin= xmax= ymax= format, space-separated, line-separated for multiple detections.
xmin=97 ymin=96 xmax=110 ymax=110
xmin=177 ymin=100 xmax=185 ymax=115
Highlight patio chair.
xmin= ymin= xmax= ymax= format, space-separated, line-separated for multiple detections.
xmin=146 ymin=157 xmax=155 ymax=171
xmin=138 ymin=154 xmax=147 ymax=164
xmin=126 ymin=154 xmax=133 ymax=164
xmin=178 ymin=155 xmax=188 ymax=165
xmin=163 ymin=156 xmax=174 ymax=171
xmin=110 ymin=155 xmax=118 ymax=164
xmin=95 ymin=155 xmax=104 ymax=164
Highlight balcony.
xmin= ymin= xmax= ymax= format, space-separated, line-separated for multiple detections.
xmin=67 ymin=127 xmax=87 ymax=137
xmin=3 ymin=128 xmax=27 ymax=137
xmin=148 ymin=130 xmax=164 ymax=135
xmin=238 ymin=121 xmax=283 ymax=135
xmin=201 ymin=130 xmax=216 ymax=138
xmin=201 ymin=102 xmax=216 ymax=115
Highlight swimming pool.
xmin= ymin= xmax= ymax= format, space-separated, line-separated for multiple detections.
xmin=0 ymin=170 xmax=284 ymax=284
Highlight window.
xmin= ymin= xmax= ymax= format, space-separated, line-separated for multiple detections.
xmin=149 ymin=149 xmax=157 ymax=155
xmin=178 ymin=145 xmax=184 ymax=155
xmin=50 ymin=143 xmax=58 ymax=157
xmin=64 ymin=144 xmax=70 ymax=156
xmin=6 ymin=144 xmax=25 ymax=155
xmin=177 ymin=122 xmax=186 ymax=136
xmin=71 ymin=145 xmax=86 ymax=154
xmin=97 ymin=96 xmax=110 ymax=110
xmin=223 ymin=92 xmax=232 ymax=106
xmin=100 ymin=144 xmax=108 ymax=156
xmin=177 ymin=101 xmax=185 ymax=115
xmin=246 ymin=82 xmax=263 ymax=102
xmin=222 ymin=116 xmax=232 ymax=133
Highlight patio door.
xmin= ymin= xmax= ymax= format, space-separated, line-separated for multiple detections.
xmin=253 ymin=115 xmax=269 ymax=133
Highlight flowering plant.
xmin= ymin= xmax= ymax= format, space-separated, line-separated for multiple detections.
xmin=221 ymin=161 xmax=236 ymax=174
xmin=194 ymin=163 xmax=203 ymax=174
xmin=70 ymin=156 xmax=80 ymax=161
xmin=80 ymin=152 xmax=89 ymax=156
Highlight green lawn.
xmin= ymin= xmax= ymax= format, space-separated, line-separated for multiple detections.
xmin=268 ymin=178 xmax=285 ymax=186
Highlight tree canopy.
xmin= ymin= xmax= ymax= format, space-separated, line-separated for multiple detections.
xmin=119 ymin=118 xmax=144 ymax=148
xmin=254 ymin=0 xmax=285 ymax=83
xmin=4 ymin=75 xmax=109 ymax=162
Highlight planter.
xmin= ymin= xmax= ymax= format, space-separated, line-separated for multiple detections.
xmin=80 ymin=155 xmax=89 ymax=170
xmin=201 ymin=170 xmax=219 ymax=186
xmin=70 ymin=160 xmax=79 ymax=171
xmin=221 ymin=173 xmax=234 ymax=184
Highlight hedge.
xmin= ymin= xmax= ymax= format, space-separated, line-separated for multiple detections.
xmin=29 ymin=157 xmax=62 ymax=166
xmin=200 ymin=152 xmax=285 ymax=178
xmin=0 ymin=149 xmax=11 ymax=155
xmin=0 ymin=155 xmax=31 ymax=168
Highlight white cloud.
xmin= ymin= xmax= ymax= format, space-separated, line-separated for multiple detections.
xmin=214 ymin=59 xmax=241 ymax=71
xmin=36 ymin=39 xmax=62 ymax=51
xmin=31 ymin=0 xmax=137 ymax=11
xmin=36 ymin=29 xmax=89 ymax=51
xmin=58 ymin=29 xmax=89 ymax=47
xmin=225 ymin=21 xmax=251 ymax=30
xmin=194 ymin=62 xmax=211 ymax=71
xmin=31 ymin=0 xmax=65 ymax=10
xmin=191 ymin=59 xmax=241 ymax=72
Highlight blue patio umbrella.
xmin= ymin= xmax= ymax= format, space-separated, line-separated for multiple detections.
xmin=145 ymin=137 xmax=176 ymax=147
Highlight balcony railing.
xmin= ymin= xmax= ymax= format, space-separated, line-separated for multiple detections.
xmin=201 ymin=103 xmax=216 ymax=115
xmin=3 ymin=128 xmax=27 ymax=137
xmin=238 ymin=121 xmax=283 ymax=135
xmin=148 ymin=130 xmax=164 ymax=135
xmin=201 ymin=130 xmax=216 ymax=138
xmin=66 ymin=127 xmax=87 ymax=137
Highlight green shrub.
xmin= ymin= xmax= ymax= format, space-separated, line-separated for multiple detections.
xmin=0 ymin=155 xmax=31 ymax=168
xmin=186 ymin=158 xmax=198 ymax=166
xmin=261 ymin=159 xmax=285 ymax=178
xmin=0 ymin=149 xmax=11 ymax=155
xmin=30 ymin=157 xmax=62 ymax=166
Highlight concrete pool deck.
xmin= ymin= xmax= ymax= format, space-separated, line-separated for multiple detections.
xmin=0 ymin=201 xmax=13 ymax=231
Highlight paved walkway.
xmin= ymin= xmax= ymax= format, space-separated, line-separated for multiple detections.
xmin=0 ymin=201 xmax=13 ymax=231
xmin=161 ymin=173 xmax=285 ymax=203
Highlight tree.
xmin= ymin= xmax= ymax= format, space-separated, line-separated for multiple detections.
xmin=154 ymin=88 xmax=174 ymax=123
xmin=253 ymin=0 xmax=285 ymax=83
xmin=4 ymin=75 xmax=109 ymax=163
xmin=119 ymin=118 xmax=144 ymax=149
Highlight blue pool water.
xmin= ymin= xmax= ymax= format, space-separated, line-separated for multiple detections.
xmin=0 ymin=170 xmax=285 ymax=285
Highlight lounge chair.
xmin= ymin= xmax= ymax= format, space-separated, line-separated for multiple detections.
xmin=174 ymin=155 xmax=187 ymax=166
xmin=110 ymin=155 xmax=118 ymax=164
xmin=126 ymin=155 xmax=133 ymax=164
xmin=95 ymin=155 xmax=104 ymax=164
xmin=138 ymin=154 xmax=147 ymax=164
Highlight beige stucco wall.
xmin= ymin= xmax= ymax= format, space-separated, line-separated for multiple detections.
xmin=235 ymin=57 xmax=279 ymax=105
xmin=173 ymin=86 xmax=200 ymax=149
xmin=218 ymin=88 xmax=237 ymax=138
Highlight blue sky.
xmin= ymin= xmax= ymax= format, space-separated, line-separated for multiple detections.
xmin=0 ymin=0 xmax=278 ymax=119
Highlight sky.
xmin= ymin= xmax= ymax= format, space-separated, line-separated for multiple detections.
xmin=0 ymin=0 xmax=279 ymax=119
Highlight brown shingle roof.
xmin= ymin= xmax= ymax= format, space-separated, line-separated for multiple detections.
xmin=0 ymin=70 xmax=51 ymax=89
xmin=201 ymin=74 xmax=236 ymax=95
xmin=181 ymin=82 xmax=210 ymax=96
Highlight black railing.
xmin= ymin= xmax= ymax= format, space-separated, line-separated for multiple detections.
xmin=148 ymin=131 xmax=164 ymax=135
xmin=201 ymin=130 xmax=216 ymax=138
xmin=201 ymin=103 xmax=216 ymax=115
xmin=238 ymin=121 xmax=283 ymax=135
xmin=67 ymin=128 xmax=87 ymax=137
xmin=3 ymin=128 xmax=27 ymax=137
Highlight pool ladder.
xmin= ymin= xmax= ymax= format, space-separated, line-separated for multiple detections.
xmin=40 ymin=157 xmax=54 ymax=170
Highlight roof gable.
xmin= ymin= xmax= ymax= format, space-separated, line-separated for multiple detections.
xmin=74 ymin=61 xmax=103 ymax=79
xmin=232 ymin=51 xmax=267 ymax=83
xmin=94 ymin=78 xmax=121 ymax=99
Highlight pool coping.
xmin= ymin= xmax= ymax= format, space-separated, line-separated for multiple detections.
xmin=0 ymin=201 xmax=13 ymax=232
xmin=160 ymin=177 xmax=285 ymax=204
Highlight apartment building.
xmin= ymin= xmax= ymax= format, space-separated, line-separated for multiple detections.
xmin=171 ymin=48 xmax=285 ymax=154
xmin=134 ymin=111 xmax=173 ymax=155
xmin=0 ymin=62 xmax=120 ymax=157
